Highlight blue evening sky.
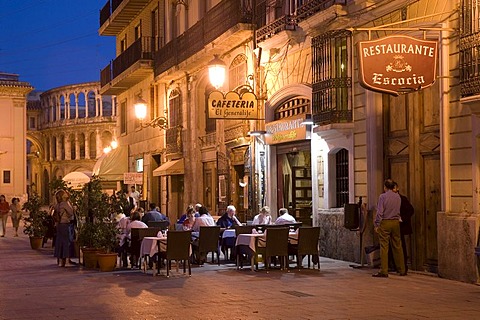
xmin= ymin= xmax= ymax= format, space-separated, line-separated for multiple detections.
xmin=0 ymin=0 xmax=115 ymax=91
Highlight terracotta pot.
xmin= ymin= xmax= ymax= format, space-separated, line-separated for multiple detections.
xmin=29 ymin=236 xmax=44 ymax=250
xmin=82 ymin=247 xmax=100 ymax=269
xmin=96 ymin=253 xmax=118 ymax=272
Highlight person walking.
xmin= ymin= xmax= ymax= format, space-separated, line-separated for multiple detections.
xmin=10 ymin=197 xmax=22 ymax=237
xmin=373 ymin=179 xmax=406 ymax=278
xmin=0 ymin=195 xmax=10 ymax=237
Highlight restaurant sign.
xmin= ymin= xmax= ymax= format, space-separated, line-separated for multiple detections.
xmin=265 ymin=114 xmax=308 ymax=145
xmin=208 ymin=90 xmax=259 ymax=119
xmin=358 ymin=35 xmax=438 ymax=96
xmin=124 ymin=172 xmax=143 ymax=185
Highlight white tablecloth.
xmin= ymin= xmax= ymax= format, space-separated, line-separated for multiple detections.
xmin=222 ymin=229 xmax=236 ymax=239
xmin=235 ymin=233 xmax=264 ymax=252
xmin=140 ymin=236 xmax=167 ymax=257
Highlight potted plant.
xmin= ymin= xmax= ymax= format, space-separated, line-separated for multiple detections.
xmin=76 ymin=176 xmax=122 ymax=270
xmin=22 ymin=193 xmax=48 ymax=249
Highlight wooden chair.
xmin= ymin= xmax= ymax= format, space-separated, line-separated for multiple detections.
xmin=130 ymin=227 xmax=161 ymax=268
xmin=290 ymin=227 xmax=321 ymax=270
xmin=234 ymin=225 xmax=254 ymax=235
xmin=165 ymin=230 xmax=192 ymax=277
xmin=146 ymin=220 xmax=169 ymax=231
xmin=197 ymin=226 xmax=221 ymax=265
xmin=255 ymin=227 xmax=289 ymax=272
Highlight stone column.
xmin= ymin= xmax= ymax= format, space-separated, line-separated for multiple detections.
xmin=96 ymin=129 xmax=102 ymax=158
xmin=65 ymin=134 xmax=71 ymax=160
xmin=85 ymin=132 xmax=90 ymax=160
xmin=75 ymin=133 xmax=80 ymax=160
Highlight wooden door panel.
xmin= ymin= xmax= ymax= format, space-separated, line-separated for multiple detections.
xmin=423 ymin=155 xmax=441 ymax=268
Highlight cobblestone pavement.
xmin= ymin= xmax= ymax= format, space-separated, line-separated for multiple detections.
xmin=1 ymin=222 xmax=479 ymax=320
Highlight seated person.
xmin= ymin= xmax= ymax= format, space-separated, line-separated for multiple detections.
xmin=252 ymin=206 xmax=272 ymax=225
xmin=274 ymin=207 xmax=296 ymax=225
xmin=216 ymin=205 xmax=242 ymax=229
xmin=141 ymin=203 xmax=170 ymax=226
xmin=125 ymin=211 xmax=148 ymax=268
xmin=191 ymin=206 xmax=215 ymax=232
xmin=182 ymin=206 xmax=196 ymax=231
xmin=177 ymin=204 xmax=199 ymax=224
xmin=216 ymin=205 xmax=242 ymax=260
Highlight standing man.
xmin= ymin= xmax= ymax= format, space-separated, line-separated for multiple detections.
xmin=373 ymin=179 xmax=406 ymax=277
xmin=129 ymin=186 xmax=140 ymax=206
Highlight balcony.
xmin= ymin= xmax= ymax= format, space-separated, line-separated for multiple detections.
xmin=100 ymin=37 xmax=157 ymax=95
xmin=296 ymin=0 xmax=347 ymax=23
xmin=255 ymin=15 xmax=296 ymax=45
xmin=99 ymin=0 xmax=150 ymax=36
xmin=154 ymin=0 xmax=253 ymax=79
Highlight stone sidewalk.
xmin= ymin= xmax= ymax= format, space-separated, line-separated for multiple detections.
xmin=0 ymin=225 xmax=479 ymax=319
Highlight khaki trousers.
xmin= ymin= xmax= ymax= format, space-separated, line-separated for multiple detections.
xmin=378 ymin=219 xmax=405 ymax=275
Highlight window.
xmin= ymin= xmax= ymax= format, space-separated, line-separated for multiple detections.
xmin=274 ymin=97 xmax=310 ymax=120
xmin=335 ymin=148 xmax=349 ymax=208
xmin=229 ymin=54 xmax=247 ymax=91
xmin=120 ymin=100 xmax=127 ymax=134
xmin=168 ymin=89 xmax=182 ymax=128
xmin=134 ymin=23 xmax=142 ymax=40
xmin=460 ymin=0 xmax=480 ymax=97
xmin=29 ymin=116 xmax=36 ymax=129
xmin=312 ymin=29 xmax=352 ymax=125
xmin=136 ymin=158 xmax=144 ymax=173
xmin=3 ymin=170 xmax=11 ymax=184
xmin=151 ymin=7 xmax=159 ymax=50
xmin=120 ymin=35 xmax=127 ymax=53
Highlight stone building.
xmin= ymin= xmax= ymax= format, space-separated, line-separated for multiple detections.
xmin=0 ymin=73 xmax=33 ymax=203
xmin=98 ymin=0 xmax=480 ymax=283
xmin=27 ymin=82 xmax=117 ymax=203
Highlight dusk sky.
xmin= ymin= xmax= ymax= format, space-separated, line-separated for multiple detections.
xmin=0 ymin=0 xmax=115 ymax=91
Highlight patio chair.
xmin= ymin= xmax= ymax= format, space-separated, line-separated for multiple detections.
xmin=255 ymin=227 xmax=289 ymax=272
xmin=197 ymin=226 xmax=221 ymax=265
xmin=130 ymin=227 xmax=161 ymax=268
xmin=165 ymin=230 xmax=192 ymax=277
xmin=289 ymin=227 xmax=321 ymax=270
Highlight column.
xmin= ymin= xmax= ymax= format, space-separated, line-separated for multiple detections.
xmin=96 ymin=129 xmax=102 ymax=158
xmin=65 ymin=134 xmax=71 ymax=160
xmin=56 ymin=136 xmax=61 ymax=161
xmin=75 ymin=133 xmax=80 ymax=160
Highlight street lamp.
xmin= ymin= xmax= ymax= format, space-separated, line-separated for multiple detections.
xmin=208 ymin=55 xmax=227 ymax=89
xmin=134 ymin=97 xmax=168 ymax=130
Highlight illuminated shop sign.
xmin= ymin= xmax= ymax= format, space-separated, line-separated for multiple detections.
xmin=358 ymin=35 xmax=438 ymax=96
xmin=265 ymin=114 xmax=307 ymax=145
xmin=208 ymin=91 xmax=259 ymax=119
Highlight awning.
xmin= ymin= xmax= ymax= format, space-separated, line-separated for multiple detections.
xmin=63 ymin=171 xmax=91 ymax=190
xmin=153 ymin=158 xmax=184 ymax=176
xmin=92 ymin=146 xmax=128 ymax=181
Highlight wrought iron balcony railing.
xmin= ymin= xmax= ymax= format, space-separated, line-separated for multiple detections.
xmin=255 ymin=15 xmax=296 ymax=44
xmin=296 ymin=0 xmax=347 ymax=23
xmin=101 ymin=36 xmax=157 ymax=87
xmin=154 ymin=0 xmax=253 ymax=76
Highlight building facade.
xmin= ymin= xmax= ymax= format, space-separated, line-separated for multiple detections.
xmin=99 ymin=0 xmax=480 ymax=283
xmin=0 ymin=73 xmax=33 ymax=203
xmin=27 ymin=82 xmax=116 ymax=202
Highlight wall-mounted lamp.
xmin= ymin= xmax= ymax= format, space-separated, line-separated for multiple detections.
xmin=134 ymin=96 xmax=168 ymax=130
xmin=247 ymin=130 xmax=267 ymax=137
xmin=208 ymin=55 xmax=226 ymax=89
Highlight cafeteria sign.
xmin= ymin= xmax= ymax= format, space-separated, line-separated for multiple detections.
xmin=208 ymin=90 xmax=259 ymax=119
xmin=358 ymin=35 xmax=438 ymax=96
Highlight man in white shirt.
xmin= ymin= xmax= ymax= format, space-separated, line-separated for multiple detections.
xmin=129 ymin=186 xmax=140 ymax=206
xmin=275 ymin=207 xmax=296 ymax=225
xmin=191 ymin=206 xmax=215 ymax=232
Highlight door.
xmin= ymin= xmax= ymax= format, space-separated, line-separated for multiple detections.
xmin=384 ymin=82 xmax=440 ymax=273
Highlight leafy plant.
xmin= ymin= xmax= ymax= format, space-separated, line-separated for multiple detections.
xmin=22 ymin=193 xmax=48 ymax=237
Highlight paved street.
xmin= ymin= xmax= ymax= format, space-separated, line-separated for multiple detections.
xmin=0 ymin=222 xmax=479 ymax=320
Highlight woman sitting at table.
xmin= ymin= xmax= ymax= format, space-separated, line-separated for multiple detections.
xmin=252 ymin=206 xmax=272 ymax=225
xmin=182 ymin=206 xmax=196 ymax=230
xmin=125 ymin=211 xmax=148 ymax=268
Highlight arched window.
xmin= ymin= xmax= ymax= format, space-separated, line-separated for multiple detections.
xmin=229 ymin=54 xmax=247 ymax=91
xmin=87 ymin=91 xmax=96 ymax=117
xmin=69 ymin=93 xmax=76 ymax=119
xmin=89 ymin=132 xmax=96 ymax=159
xmin=274 ymin=97 xmax=310 ymax=120
xmin=69 ymin=134 xmax=76 ymax=160
xmin=335 ymin=148 xmax=349 ymax=208
xmin=59 ymin=95 xmax=66 ymax=120
xmin=78 ymin=133 xmax=85 ymax=159
xmin=59 ymin=135 xmax=65 ymax=160
xmin=78 ymin=92 xmax=86 ymax=118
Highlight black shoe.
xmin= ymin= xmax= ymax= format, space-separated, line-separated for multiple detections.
xmin=372 ymin=272 xmax=388 ymax=278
